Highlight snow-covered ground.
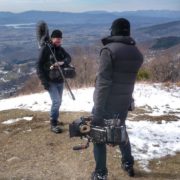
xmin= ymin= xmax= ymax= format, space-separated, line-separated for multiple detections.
xmin=2 ymin=116 xmax=33 ymax=125
xmin=0 ymin=83 xmax=179 ymax=116
xmin=0 ymin=87 xmax=94 ymax=112
xmin=134 ymin=83 xmax=180 ymax=117
xmin=126 ymin=119 xmax=180 ymax=171
xmin=0 ymin=83 xmax=180 ymax=171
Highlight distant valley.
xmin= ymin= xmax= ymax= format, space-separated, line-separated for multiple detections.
xmin=0 ymin=10 xmax=180 ymax=99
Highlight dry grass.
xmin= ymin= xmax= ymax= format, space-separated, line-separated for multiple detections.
xmin=0 ymin=109 xmax=179 ymax=180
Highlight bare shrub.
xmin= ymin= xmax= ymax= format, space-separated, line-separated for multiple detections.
xmin=17 ymin=74 xmax=43 ymax=95
xmin=69 ymin=46 xmax=98 ymax=88
xmin=18 ymin=46 xmax=99 ymax=94
xmin=147 ymin=54 xmax=180 ymax=82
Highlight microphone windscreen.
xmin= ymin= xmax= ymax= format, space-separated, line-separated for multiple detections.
xmin=36 ymin=20 xmax=50 ymax=48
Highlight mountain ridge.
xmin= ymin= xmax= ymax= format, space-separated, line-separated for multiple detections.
xmin=0 ymin=10 xmax=180 ymax=26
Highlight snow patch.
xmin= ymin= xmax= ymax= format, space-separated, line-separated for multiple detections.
xmin=0 ymin=87 xmax=94 ymax=112
xmin=2 ymin=116 xmax=33 ymax=125
xmin=0 ymin=78 xmax=9 ymax=83
xmin=124 ymin=119 xmax=180 ymax=171
xmin=134 ymin=83 xmax=180 ymax=117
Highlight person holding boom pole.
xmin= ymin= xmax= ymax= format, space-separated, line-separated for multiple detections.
xmin=37 ymin=29 xmax=72 ymax=134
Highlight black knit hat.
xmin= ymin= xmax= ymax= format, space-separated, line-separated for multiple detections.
xmin=51 ymin=29 xmax=62 ymax=38
xmin=111 ymin=18 xmax=130 ymax=36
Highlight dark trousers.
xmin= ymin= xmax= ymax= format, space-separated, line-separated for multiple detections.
xmin=93 ymin=132 xmax=134 ymax=175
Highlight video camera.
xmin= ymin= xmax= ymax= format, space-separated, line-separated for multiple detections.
xmin=69 ymin=116 xmax=128 ymax=150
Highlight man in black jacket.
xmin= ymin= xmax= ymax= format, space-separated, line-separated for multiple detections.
xmin=37 ymin=30 xmax=71 ymax=133
xmin=91 ymin=18 xmax=143 ymax=179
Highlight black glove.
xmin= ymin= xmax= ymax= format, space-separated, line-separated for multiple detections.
xmin=91 ymin=116 xmax=105 ymax=127
xmin=42 ymin=82 xmax=49 ymax=90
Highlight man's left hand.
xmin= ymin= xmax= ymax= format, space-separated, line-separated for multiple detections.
xmin=50 ymin=62 xmax=64 ymax=69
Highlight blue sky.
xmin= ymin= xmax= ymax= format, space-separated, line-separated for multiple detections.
xmin=0 ymin=0 xmax=179 ymax=12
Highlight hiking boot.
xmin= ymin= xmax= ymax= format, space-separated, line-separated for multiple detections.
xmin=57 ymin=121 xmax=64 ymax=126
xmin=91 ymin=171 xmax=107 ymax=180
xmin=51 ymin=125 xmax=63 ymax=134
xmin=121 ymin=162 xmax=135 ymax=177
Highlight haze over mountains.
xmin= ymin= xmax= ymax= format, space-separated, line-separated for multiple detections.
xmin=0 ymin=10 xmax=180 ymax=98
xmin=1 ymin=10 xmax=180 ymax=28
xmin=0 ymin=10 xmax=180 ymax=55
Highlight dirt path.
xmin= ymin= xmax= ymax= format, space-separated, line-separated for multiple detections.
xmin=0 ymin=110 xmax=179 ymax=180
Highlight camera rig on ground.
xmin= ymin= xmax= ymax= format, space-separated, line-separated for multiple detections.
xmin=69 ymin=116 xmax=128 ymax=150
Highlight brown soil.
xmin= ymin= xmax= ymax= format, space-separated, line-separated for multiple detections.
xmin=0 ymin=110 xmax=179 ymax=180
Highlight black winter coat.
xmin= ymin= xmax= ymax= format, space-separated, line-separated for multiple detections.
xmin=37 ymin=44 xmax=71 ymax=87
xmin=93 ymin=36 xmax=143 ymax=121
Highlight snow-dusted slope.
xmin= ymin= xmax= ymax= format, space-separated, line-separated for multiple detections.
xmin=0 ymin=83 xmax=179 ymax=116
xmin=0 ymin=87 xmax=94 ymax=112
xmin=0 ymin=83 xmax=180 ymax=171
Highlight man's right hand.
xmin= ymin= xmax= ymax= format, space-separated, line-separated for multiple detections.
xmin=91 ymin=117 xmax=105 ymax=127
xmin=50 ymin=62 xmax=64 ymax=69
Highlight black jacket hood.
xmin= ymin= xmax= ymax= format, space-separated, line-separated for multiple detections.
xmin=102 ymin=36 xmax=136 ymax=46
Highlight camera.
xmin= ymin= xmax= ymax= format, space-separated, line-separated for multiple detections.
xmin=69 ymin=116 xmax=91 ymax=138
xmin=69 ymin=116 xmax=128 ymax=149
xmin=63 ymin=65 xmax=76 ymax=79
